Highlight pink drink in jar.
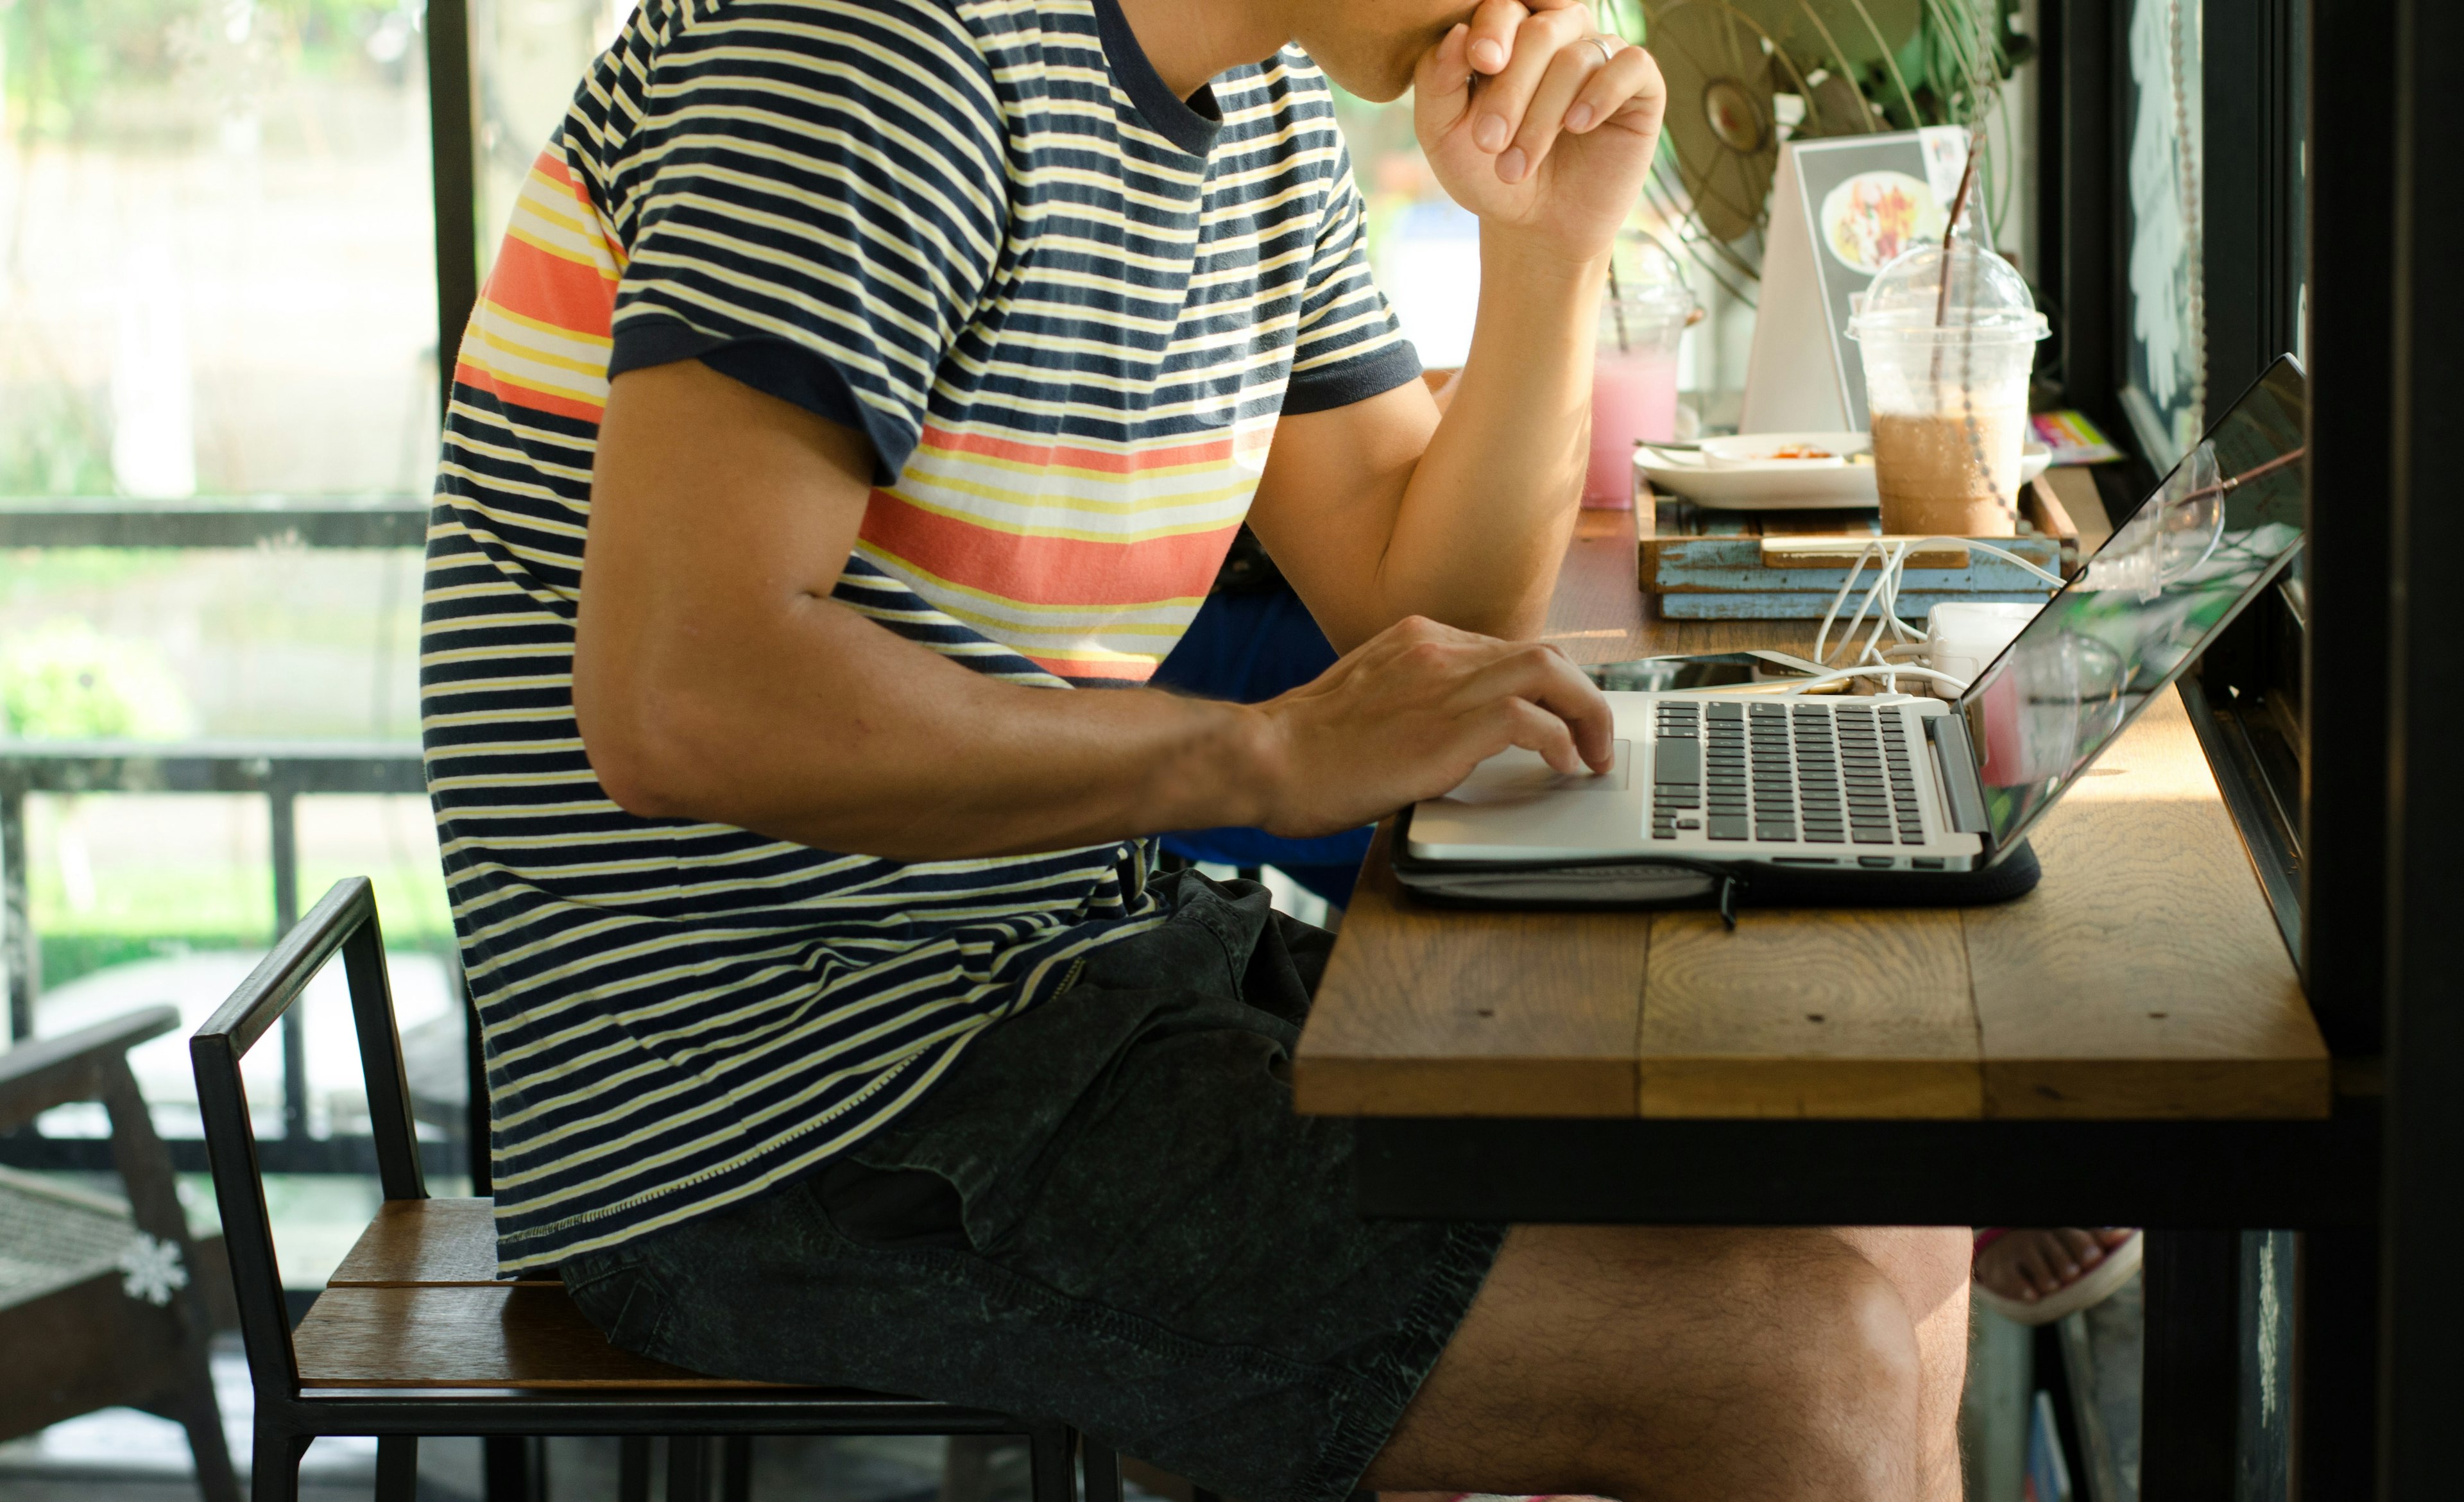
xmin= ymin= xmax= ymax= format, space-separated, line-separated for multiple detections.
xmin=1583 ymin=268 xmax=1693 ymax=508
xmin=1585 ymin=350 xmax=1681 ymax=506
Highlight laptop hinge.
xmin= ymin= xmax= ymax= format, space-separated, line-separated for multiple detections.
xmin=1926 ymin=712 xmax=1993 ymax=836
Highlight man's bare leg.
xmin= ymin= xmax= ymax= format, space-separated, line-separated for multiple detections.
xmin=1832 ymin=1227 xmax=1972 ymax=1501
xmin=1362 ymin=1225 xmax=1969 ymax=1502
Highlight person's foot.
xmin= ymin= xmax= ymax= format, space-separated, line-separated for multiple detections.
xmin=1972 ymin=1228 xmax=2141 ymax=1326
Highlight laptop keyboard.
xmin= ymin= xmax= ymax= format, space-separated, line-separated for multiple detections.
xmin=1648 ymin=699 xmax=1928 ymax=845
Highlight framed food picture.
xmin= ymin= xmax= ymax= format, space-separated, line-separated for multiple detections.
xmin=1741 ymin=128 xmax=1972 ymax=434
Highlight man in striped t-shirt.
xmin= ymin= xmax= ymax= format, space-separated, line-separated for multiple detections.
xmin=424 ymin=0 xmax=1969 ymax=1494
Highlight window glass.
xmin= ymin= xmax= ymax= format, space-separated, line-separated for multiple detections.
xmin=1330 ymin=89 xmax=1720 ymax=411
xmin=0 ymin=0 xmax=438 ymax=498
xmin=470 ymin=0 xmax=630 ymax=263
xmin=2122 ymin=0 xmax=2204 ymax=468
xmin=0 ymin=0 xmax=447 ymax=1135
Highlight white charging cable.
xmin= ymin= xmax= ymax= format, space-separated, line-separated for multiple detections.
xmin=1772 ymin=535 xmax=2066 ymax=697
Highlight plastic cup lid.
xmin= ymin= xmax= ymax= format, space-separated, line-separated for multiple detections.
xmin=1604 ymin=233 xmax=1697 ymax=317
xmin=1846 ymin=240 xmax=2050 ymax=341
xmin=1611 ymin=280 xmax=1697 ymax=313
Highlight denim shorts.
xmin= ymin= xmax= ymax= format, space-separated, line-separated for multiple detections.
xmin=560 ymin=871 xmax=1506 ymax=1502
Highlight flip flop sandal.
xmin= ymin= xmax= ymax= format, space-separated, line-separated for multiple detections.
xmin=1971 ymin=1229 xmax=2144 ymax=1326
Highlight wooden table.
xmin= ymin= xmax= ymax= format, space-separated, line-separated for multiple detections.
xmin=1291 ymin=500 xmax=2365 ymax=1487
xmin=1290 ymin=505 xmax=2373 ymax=1498
xmin=1296 ymin=506 xmax=2332 ymax=1127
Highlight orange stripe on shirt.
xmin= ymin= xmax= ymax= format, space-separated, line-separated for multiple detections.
xmin=917 ymin=424 xmax=1235 ymax=475
xmin=452 ymin=359 xmax=610 ymax=425
xmin=483 ymin=233 xmax=617 ymax=343
xmin=859 ymin=491 xmax=1238 ymax=607
xmin=1023 ymin=653 xmax=1160 ymax=682
xmin=450 ymin=167 xmax=620 ymax=422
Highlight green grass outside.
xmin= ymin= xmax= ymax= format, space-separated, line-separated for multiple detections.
xmin=30 ymin=859 xmax=455 ymax=988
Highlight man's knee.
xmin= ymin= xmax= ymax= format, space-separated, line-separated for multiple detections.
xmin=1582 ymin=1235 xmax=1923 ymax=1499
xmin=1818 ymin=1256 xmax=1927 ymax=1412
xmin=1745 ymin=1243 xmax=1924 ymax=1498
xmin=1837 ymin=1225 xmax=1974 ymax=1327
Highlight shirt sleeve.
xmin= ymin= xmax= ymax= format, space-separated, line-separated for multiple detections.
xmin=1281 ymin=132 xmax=1423 ymax=416
xmin=606 ymin=0 xmax=1008 ymax=483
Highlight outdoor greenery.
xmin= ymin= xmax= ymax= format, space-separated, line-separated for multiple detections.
xmin=1 ymin=549 xmax=447 ymax=987
xmin=1 ymin=0 xmax=418 ymax=142
xmin=26 ymin=851 xmax=452 ymax=989
xmin=0 ymin=617 xmax=194 ymax=737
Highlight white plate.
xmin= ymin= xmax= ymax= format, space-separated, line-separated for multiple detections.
xmin=1639 ymin=430 xmax=2053 ymax=510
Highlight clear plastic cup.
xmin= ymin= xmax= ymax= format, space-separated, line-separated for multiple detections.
xmin=1847 ymin=242 xmax=2049 ymax=536
xmin=1586 ymin=243 xmax=1695 ymax=508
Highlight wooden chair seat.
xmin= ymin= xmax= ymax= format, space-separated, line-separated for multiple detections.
xmin=312 ymin=1197 xmax=945 ymax=1402
xmin=296 ymin=1284 xmax=787 ymax=1389
xmin=314 ymin=1198 xmax=787 ymax=1390
xmin=327 ymin=1197 xmax=550 ymax=1288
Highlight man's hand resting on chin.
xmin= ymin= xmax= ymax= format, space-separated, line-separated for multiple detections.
xmin=1417 ymin=0 xmax=1666 ymax=260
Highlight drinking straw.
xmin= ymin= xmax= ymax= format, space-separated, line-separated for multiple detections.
xmin=1926 ymin=127 xmax=1987 ymax=389
xmin=1934 ymin=130 xmax=1983 ymax=331
xmin=1606 ymin=261 xmax=1631 ymax=354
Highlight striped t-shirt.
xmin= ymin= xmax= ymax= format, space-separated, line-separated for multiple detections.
xmin=421 ymin=0 xmax=1419 ymax=1272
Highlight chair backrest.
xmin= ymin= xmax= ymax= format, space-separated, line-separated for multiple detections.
xmin=189 ymin=876 xmax=425 ymax=1399
xmin=0 ymin=1006 xmax=178 ymax=1136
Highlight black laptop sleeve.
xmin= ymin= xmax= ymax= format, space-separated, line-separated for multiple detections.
xmin=1387 ymin=805 xmax=2042 ymax=916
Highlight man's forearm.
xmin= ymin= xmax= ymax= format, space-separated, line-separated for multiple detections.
xmin=583 ymin=578 xmax=1617 ymax=863
xmin=586 ymin=592 xmax=1280 ymax=860
xmin=1378 ymin=230 xmax=1604 ymax=638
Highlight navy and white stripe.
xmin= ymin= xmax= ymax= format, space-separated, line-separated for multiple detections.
xmin=424 ymin=0 xmax=1418 ymax=1274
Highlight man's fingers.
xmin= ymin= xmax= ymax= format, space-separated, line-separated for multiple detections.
xmin=1502 ymin=42 xmax=1602 ymax=182
xmin=1464 ymin=6 xmax=1591 ymax=164
xmin=1414 ymin=22 xmax=1474 ymax=123
xmin=1446 ymin=644 xmax=1616 ymax=772
xmin=1488 ymin=697 xmax=1585 ymax=776
xmin=1464 ymin=0 xmax=1529 ymax=76
xmin=1563 ymin=40 xmax=1664 ymax=135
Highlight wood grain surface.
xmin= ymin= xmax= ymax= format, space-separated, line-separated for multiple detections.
xmin=1639 ymin=908 xmax=1981 ymax=1118
xmin=1292 ymin=828 xmax=1646 ymax=1117
xmin=2041 ymin=466 xmax=2116 ymax=552
xmin=327 ymin=1198 xmax=550 ymax=1288
xmin=1543 ymin=508 xmax=1659 ymax=663
xmin=1964 ymin=689 xmax=2328 ymax=1118
xmin=1295 ymin=506 xmax=2331 ymax=1122
xmin=294 ymin=1285 xmax=780 ymax=1388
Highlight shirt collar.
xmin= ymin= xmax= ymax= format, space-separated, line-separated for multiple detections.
xmin=1088 ymin=0 xmax=1224 ymax=158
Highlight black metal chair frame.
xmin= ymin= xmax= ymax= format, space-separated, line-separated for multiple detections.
xmin=191 ymin=876 xmax=1122 ymax=1502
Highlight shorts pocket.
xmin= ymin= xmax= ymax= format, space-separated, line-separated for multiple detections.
xmin=816 ymin=1157 xmax=973 ymax=1251
xmin=560 ymin=1252 xmax=673 ymax=1356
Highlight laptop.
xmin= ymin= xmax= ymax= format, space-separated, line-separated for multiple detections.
xmin=1396 ymin=355 xmax=2307 ymax=905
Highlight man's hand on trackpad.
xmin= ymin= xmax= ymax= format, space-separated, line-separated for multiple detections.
xmin=1245 ymin=616 xmax=1614 ymax=840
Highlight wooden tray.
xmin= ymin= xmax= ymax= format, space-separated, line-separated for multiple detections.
xmin=1637 ymin=477 xmax=2084 ymax=620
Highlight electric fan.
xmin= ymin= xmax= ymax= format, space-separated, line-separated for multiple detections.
xmin=1604 ymin=0 xmax=2031 ymax=287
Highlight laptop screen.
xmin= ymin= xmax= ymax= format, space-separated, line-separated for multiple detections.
xmin=1955 ymin=356 xmax=2307 ymax=853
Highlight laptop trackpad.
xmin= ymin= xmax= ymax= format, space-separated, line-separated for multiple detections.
xmin=1409 ymin=739 xmax=1643 ymax=860
xmin=1437 ymin=739 xmax=1631 ymax=806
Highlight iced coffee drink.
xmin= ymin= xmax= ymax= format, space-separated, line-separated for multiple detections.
xmin=1848 ymin=241 xmax=2049 ymax=540
xmin=1870 ymin=406 xmax=2028 ymax=536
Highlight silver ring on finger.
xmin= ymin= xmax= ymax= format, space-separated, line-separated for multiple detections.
xmin=1584 ymin=34 xmax=1619 ymax=67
